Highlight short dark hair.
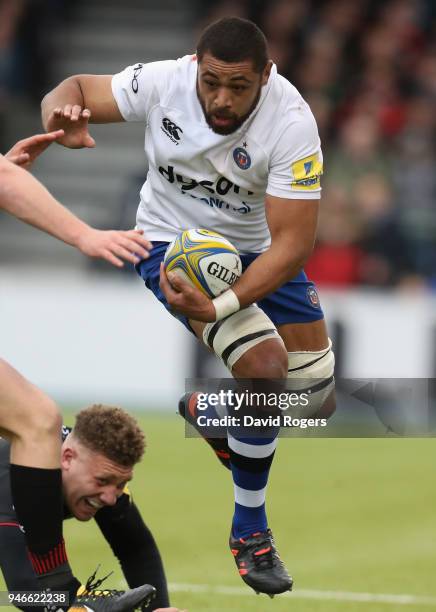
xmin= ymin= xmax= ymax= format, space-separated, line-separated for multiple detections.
xmin=73 ymin=404 xmax=145 ymax=467
xmin=197 ymin=17 xmax=268 ymax=73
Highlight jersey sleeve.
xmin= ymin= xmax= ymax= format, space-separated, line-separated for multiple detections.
xmin=111 ymin=59 xmax=177 ymax=122
xmin=266 ymin=104 xmax=323 ymax=200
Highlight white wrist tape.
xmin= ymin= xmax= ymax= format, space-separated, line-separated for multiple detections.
xmin=212 ymin=289 xmax=240 ymax=321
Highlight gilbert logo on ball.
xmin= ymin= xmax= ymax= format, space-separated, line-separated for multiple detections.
xmin=164 ymin=229 xmax=242 ymax=298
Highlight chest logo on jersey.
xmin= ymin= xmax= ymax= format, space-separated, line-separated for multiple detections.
xmin=161 ymin=118 xmax=183 ymax=144
xmin=233 ymin=147 xmax=251 ymax=170
xmin=158 ymin=164 xmax=254 ymax=215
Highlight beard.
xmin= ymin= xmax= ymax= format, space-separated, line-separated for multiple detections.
xmin=196 ymin=81 xmax=262 ymax=135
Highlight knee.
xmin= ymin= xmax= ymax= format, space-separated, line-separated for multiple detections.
xmin=0 ymin=366 xmax=62 ymax=442
xmin=25 ymin=393 xmax=62 ymax=440
xmin=233 ymin=338 xmax=288 ymax=379
xmin=36 ymin=396 xmax=62 ymax=437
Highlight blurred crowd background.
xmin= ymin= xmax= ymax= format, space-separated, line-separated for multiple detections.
xmin=1 ymin=0 xmax=435 ymax=290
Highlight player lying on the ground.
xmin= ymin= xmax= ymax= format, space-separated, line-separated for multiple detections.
xmin=41 ymin=16 xmax=335 ymax=597
xmin=0 ymin=404 xmax=185 ymax=612
xmin=0 ymin=131 xmax=156 ymax=610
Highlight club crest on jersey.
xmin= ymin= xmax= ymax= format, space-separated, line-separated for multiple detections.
xmin=307 ymin=286 xmax=321 ymax=308
xmin=233 ymin=147 xmax=251 ymax=170
xmin=161 ymin=117 xmax=183 ymax=144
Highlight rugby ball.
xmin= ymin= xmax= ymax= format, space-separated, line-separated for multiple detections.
xmin=164 ymin=229 xmax=242 ymax=298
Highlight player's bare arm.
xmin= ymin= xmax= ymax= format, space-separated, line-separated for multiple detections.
xmin=159 ymin=196 xmax=318 ymax=322
xmin=41 ymin=75 xmax=123 ymax=148
xmin=5 ymin=129 xmax=65 ymax=168
xmin=0 ymin=155 xmax=151 ymax=267
xmin=231 ymin=195 xmax=319 ymax=306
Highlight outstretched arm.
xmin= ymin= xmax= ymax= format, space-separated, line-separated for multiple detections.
xmin=41 ymin=75 xmax=123 ymax=149
xmin=0 ymin=155 xmax=151 ymax=267
xmin=95 ymin=497 xmax=170 ymax=610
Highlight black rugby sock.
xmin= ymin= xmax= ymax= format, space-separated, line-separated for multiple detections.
xmin=9 ymin=463 xmax=80 ymax=597
xmin=10 ymin=464 xmax=63 ymax=554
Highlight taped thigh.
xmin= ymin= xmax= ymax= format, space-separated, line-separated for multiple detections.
xmin=203 ymin=304 xmax=283 ymax=371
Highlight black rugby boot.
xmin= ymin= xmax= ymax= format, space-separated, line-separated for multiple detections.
xmin=229 ymin=529 xmax=293 ymax=597
xmin=70 ymin=567 xmax=156 ymax=612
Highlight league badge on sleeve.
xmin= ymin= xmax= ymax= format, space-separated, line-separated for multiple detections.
xmin=290 ymin=153 xmax=323 ymax=190
xmin=233 ymin=147 xmax=251 ymax=170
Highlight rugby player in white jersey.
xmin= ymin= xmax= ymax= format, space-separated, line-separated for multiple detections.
xmin=41 ymin=17 xmax=335 ymax=597
xmin=1 ymin=133 xmax=156 ymax=611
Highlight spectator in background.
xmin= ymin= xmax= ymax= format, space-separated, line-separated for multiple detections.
xmin=304 ymin=185 xmax=364 ymax=287
xmin=327 ymin=114 xmax=392 ymax=194
xmin=254 ymin=0 xmax=308 ymax=78
xmin=393 ymin=94 xmax=436 ymax=283
xmin=354 ymin=173 xmax=418 ymax=288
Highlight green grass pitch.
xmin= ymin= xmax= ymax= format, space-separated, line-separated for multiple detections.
xmin=1 ymin=412 xmax=435 ymax=612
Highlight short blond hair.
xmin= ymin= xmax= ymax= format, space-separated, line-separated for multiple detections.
xmin=73 ymin=404 xmax=145 ymax=467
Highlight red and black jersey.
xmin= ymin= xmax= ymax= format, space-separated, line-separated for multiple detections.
xmin=0 ymin=431 xmax=169 ymax=609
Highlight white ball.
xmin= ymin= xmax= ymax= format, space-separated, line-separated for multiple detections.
xmin=164 ymin=229 xmax=242 ymax=298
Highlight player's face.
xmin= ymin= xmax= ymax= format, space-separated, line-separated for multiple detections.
xmin=61 ymin=440 xmax=133 ymax=521
xmin=197 ymin=53 xmax=272 ymax=135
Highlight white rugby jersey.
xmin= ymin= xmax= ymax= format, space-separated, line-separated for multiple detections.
xmin=111 ymin=55 xmax=322 ymax=253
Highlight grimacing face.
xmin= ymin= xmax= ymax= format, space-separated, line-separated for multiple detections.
xmin=61 ymin=436 xmax=133 ymax=521
xmin=197 ymin=52 xmax=272 ymax=135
